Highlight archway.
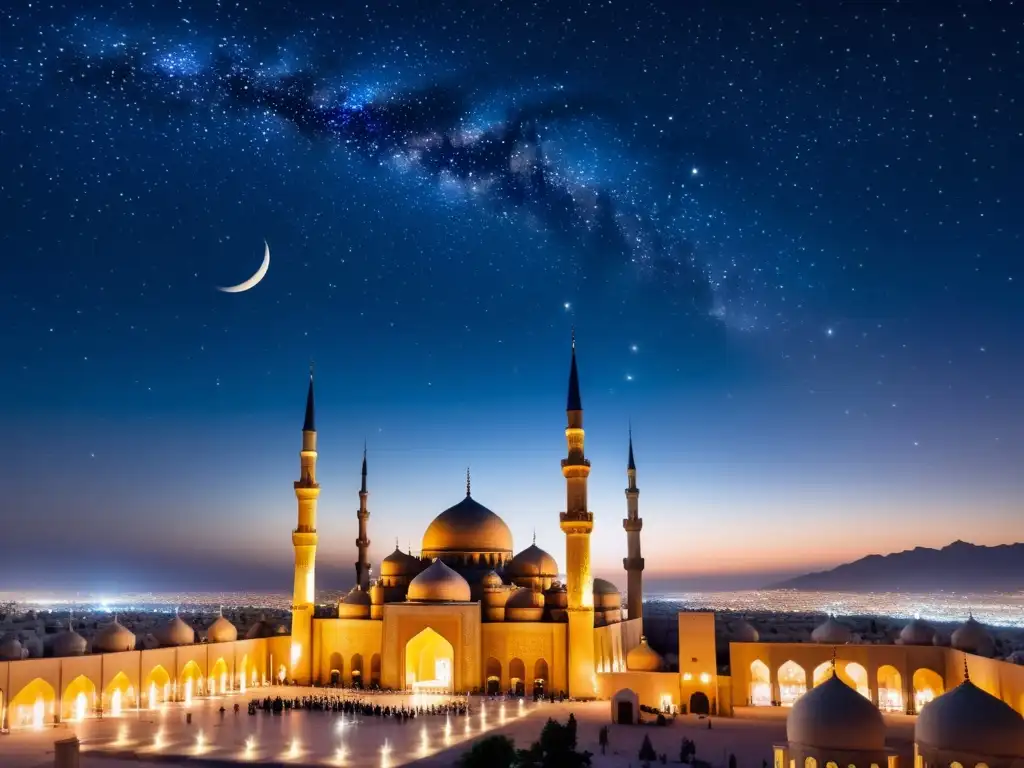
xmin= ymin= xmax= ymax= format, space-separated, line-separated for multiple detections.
xmin=10 ymin=678 xmax=55 ymax=729
xmin=750 ymin=659 xmax=771 ymax=706
xmin=509 ymin=658 xmax=526 ymax=697
xmin=812 ymin=661 xmax=833 ymax=687
xmin=843 ymin=662 xmax=869 ymax=699
xmin=912 ymin=668 xmax=943 ymax=712
xmin=370 ymin=654 xmax=382 ymax=688
xmin=877 ymin=665 xmax=903 ymax=712
xmin=689 ymin=691 xmax=710 ymax=715
xmin=329 ymin=653 xmax=343 ymax=686
xmin=143 ymin=664 xmax=171 ymax=709
xmin=181 ymin=660 xmax=203 ymax=705
xmin=351 ymin=654 xmax=363 ymax=688
xmin=485 ymin=657 xmax=502 ymax=695
xmin=104 ymin=672 xmax=134 ymax=715
xmin=238 ymin=655 xmax=249 ymax=693
xmin=533 ymin=659 xmax=549 ymax=698
xmin=63 ymin=675 xmax=97 ymax=721
xmin=210 ymin=658 xmax=229 ymax=694
xmin=611 ymin=688 xmax=638 ymax=724
xmin=777 ymin=660 xmax=806 ymax=706
xmin=405 ymin=628 xmax=454 ymax=693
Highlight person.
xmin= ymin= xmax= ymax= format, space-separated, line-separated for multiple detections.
xmin=599 ymin=725 xmax=609 ymax=754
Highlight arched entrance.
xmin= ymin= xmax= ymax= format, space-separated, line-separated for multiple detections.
xmin=812 ymin=661 xmax=833 ymax=687
xmin=329 ymin=653 xmax=343 ymax=686
xmin=509 ymin=658 xmax=526 ymax=696
xmin=777 ymin=660 xmax=806 ymax=706
xmin=749 ymin=659 xmax=771 ymax=706
xmin=405 ymin=628 xmax=454 ymax=693
xmin=611 ymin=688 xmax=638 ymax=724
xmin=877 ymin=665 xmax=903 ymax=712
xmin=689 ymin=691 xmax=710 ymax=715
xmin=10 ymin=678 xmax=55 ymax=729
xmin=351 ymin=654 xmax=363 ymax=688
xmin=843 ymin=662 xmax=869 ymax=698
xmin=533 ymin=659 xmax=549 ymax=698
xmin=485 ymin=657 xmax=501 ymax=695
xmin=238 ymin=655 xmax=249 ymax=693
xmin=370 ymin=654 xmax=382 ymax=689
xmin=63 ymin=675 xmax=97 ymax=721
xmin=912 ymin=668 xmax=943 ymax=712
xmin=181 ymin=660 xmax=203 ymax=704
xmin=104 ymin=672 xmax=134 ymax=715
xmin=210 ymin=658 xmax=229 ymax=694
xmin=143 ymin=664 xmax=171 ymax=709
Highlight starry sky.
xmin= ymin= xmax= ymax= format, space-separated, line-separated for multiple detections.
xmin=1 ymin=0 xmax=1022 ymax=596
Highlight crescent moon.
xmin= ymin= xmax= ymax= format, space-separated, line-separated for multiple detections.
xmin=217 ymin=241 xmax=270 ymax=293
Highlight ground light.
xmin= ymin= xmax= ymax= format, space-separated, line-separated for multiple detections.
xmin=380 ymin=739 xmax=392 ymax=768
xmin=334 ymin=744 xmax=348 ymax=765
xmin=194 ymin=730 xmax=206 ymax=755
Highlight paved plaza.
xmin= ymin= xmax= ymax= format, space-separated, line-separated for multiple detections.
xmin=0 ymin=686 xmax=917 ymax=767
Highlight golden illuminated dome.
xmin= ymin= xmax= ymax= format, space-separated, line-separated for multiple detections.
xmin=950 ymin=616 xmax=994 ymax=655
xmin=898 ymin=618 xmax=935 ymax=646
xmin=811 ymin=615 xmax=852 ymax=644
xmin=207 ymin=613 xmax=238 ymax=644
xmin=421 ymin=490 xmax=513 ymax=558
xmin=507 ymin=544 xmax=559 ymax=577
xmin=916 ymin=674 xmax=1024 ymax=757
xmin=626 ymin=637 xmax=664 ymax=671
xmin=505 ymin=587 xmax=545 ymax=621
xmin=481 ymin=570 xmax=504 ymax=590
xmin=787 ymin=674 xmax=886 ymax=750
xmin=380 ymin=547 xmax=421 ymax=578
xmin=407 ymin=559 xmax=472 ymax=602
xmin=160 ymin=615 xmax=196 ymax=647
xmin=0 ymin=634 xmax=25 ymax=661
xmin=53 ymin=625 xmax=87 ymax=657
xmin=338 ymin=587 xmax=372 ymax=619
xmin=593 ymin=578 xmax=622 ymax=610
xmin=593 ymin=578 xmax=619 ymax=595
xmin=94 ymin=618 xmax=137 ymax=652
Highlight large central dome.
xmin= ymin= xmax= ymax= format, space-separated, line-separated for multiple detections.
xmin=422 ymin=491 xmax=513 ymax=560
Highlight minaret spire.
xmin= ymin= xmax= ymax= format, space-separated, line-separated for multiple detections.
xmin=623 ymin=424 xmax=645 ymax=623
xmin=466 ymin=466 xmax=471 ymax=497
xmin=355 ymin=443 xmax=371 ymax=591
xmin=559 ymin=330 xmax=595 ymax=698
xmin=291 ymin=366 xmax=321 ymax=684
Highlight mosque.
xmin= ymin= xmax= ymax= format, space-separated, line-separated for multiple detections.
xmin=0 ymin=337 xmax=1022 ymax=764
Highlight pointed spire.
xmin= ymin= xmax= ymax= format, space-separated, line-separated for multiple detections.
xmin=627 ymin=422 xmax=636 ymax=471
xmin=566 ymin=328 xmax=582 ymax=411
xmin=303 ymin=362 xmax=316 ymax=432
xmin=533 ymin=528 xmax=536 ymax=545
xmin=963 ymin=656 xmax=970 ymax=682
xmin=466 ymin=466 xmax=472 ymax=497
xmin=360 ymin=442 xmax=368 ymax=494
xmin=830 ymin=646 xmax=837 ymax=674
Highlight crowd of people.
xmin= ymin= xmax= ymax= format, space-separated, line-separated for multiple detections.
xmin=246 ymin=692 xmax=472 ymax=719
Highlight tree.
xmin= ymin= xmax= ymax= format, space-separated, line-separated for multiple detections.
xmin=638 ymin=734 xmax=657 ymax=767
xmin=516 ymin=717 xmax=592 ymax=768
xmin=679 ymin=737 xmax=695 ymax=764
xmin=457 ymin=735 xmax=516 ymax=768
xmin=728 ymin=754 xmax=737 ymax=768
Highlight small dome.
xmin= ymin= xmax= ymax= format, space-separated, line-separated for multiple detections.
xmin=787 ymin=674 xmax=886 ymax=751
xmin=380 ymin=547 xmax=422 ymax=578
xmin=0 ymin=634 xmax=25 ymax=661
xmin=421 ymin=494 xmax=513 ymax=556
xmin=811 ymin=615 xmax=853 ymax=644
xmin=342 ymin=587 xmax=372 ymax=606
xmin=916 ymin=677 xmax=1024 ymax=757
xmin=507 ymin=544 xmax=559 ymax=577
xmin=481 ymin=571 xmax=504 ymax=589
xmin=207 ymin=614 xmax=237 ymax=643
xmin=593 ymin=578 xmax=620 ymax=595
xmin=951 ymin=616 xmax=994 ymax=655
xmin=160 ymin=615 xmax=195 ymax=646
xmin=898 ymin=618 xmax=935 ymax=646
xmin=407 ymin=559 xmax=472 ymax=602
xmin=246 ymin=615 xmax=279 ymax=639
xmin=53 ymin=626 xmax=87 ymax=657
xmin=626 ymin=637 xmax=665 ymax=672
xmin=506 ymin=587 xmax=545 ymax=609
xmin=94 ymin=618 xmax=137 ymax=652
xmin=338 ymin=587 xmax=371 ymax=619
xmin=731 ymin=619 xmax=760 ymax=643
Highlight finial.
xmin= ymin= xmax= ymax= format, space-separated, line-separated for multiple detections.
xmin=407 ymin=541 xmax=412 ymax=555
xmin=309 ymin=359 xmax=314 ymax=379
xmin=830 ymin=646 xmax=837 ymax=673
xmin=533 ymin=528 xmax=536 ymax=545
xmin=571 ymin=326 xmax=576 ymax=350
xmin=963 ymin=656 xmax=970 ymax=681
xmin=466 ymin=466 xmax=471 ymax=496
xmin=395 ymin=537 xmax=399 ymax=550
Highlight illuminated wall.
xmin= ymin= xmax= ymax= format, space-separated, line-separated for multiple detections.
xmin=593 ymin=617 xmax=642 ymax=674
xmin=480 ymin=621 xmax=567 ymax=694
xmin=312 ymin=618 xmax=383 ymax=686
xmin=379 ymin=603 xmax=481 ymax=692
xmin=596 ymin=671 xmax=680 ymax=712
xmin=678 ymin=612 xmax=719 ymax=714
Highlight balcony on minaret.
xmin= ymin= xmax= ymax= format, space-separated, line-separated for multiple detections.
xmin=294 ymin=476 xmax=320 ymax=490
xmin=560 ymin=509 xmax=594 ymax=524
xmin=623 ymin=518 xmax=643 ymax=532
xmin=623 ymin=556 xmax=645 ymax=571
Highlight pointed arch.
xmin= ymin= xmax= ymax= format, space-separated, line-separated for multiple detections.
xmin=351 ymin=653 xmax=364 ymax=688
xmin=329 ymin=653 xmax=343 ymax=686
xmin=912 ymin=668 xmax=943 ymax=712
xmin=180 ymin=660 xmax=203 ymax=703
xmin=210 ymin=658 xmax=229 ymax=694
xmin=238 ymin=654 xmax=250 ymax=692
xmin=509 ymin=658 xmax=526 ymax=696
xmin=104 ymin=671 xmax=134 ymax=715
xmin=370 ymin=653 xmax=381 ymax=688
xmin=533 ymin=659 xmax=549 ymax=697
xmin=405 ymin=628 xmax=453 ymax=692
xmin=143 ymin=664 xmax=171 ymax=708
xmin=485 ymin=657 xmax=502 ymax=695
xmin=777 ymin=660 xmax=806 ymax=706
xmin=812 ymin=661 xmax=833 ymax=687
xmin=876 ymin=665 xmax=903 ymax=712
xmin=842 ymin=661 xmax=869 ymax=698
xmin=62 ymin=674 xmax=98 ymax=721
xmin=10 ymin=678 xmax=56 ymax=729
xmin=749 ymin=659 xmax=771 ymax=706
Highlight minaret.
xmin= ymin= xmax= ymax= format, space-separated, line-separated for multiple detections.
xmin=290 ymin=365 xmax=320 ymax=685
xmin=623 ymin=426 xmax=645 ymax=623
xmin=559 ymin=330 xmax=596 ymax=698
xmin=355 ymin=444 xmax=371 ymax=591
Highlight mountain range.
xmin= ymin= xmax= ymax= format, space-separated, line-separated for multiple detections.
xmin=769 ymin=541 xmax=1024 ymax=592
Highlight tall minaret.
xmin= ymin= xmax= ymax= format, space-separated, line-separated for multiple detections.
xmin=559 ymin=330 xmax=596 ymax=698
xmin=355 ymin=444 xmax=371 ymax=591
xmin=623 ymin=426 xmax=645 ymax=623
xmin=290 ymin=365 xmax=319 ymax=685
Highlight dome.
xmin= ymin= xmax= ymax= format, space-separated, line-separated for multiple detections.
xmin=246 ymin=615 xmax=279 ymax=639
xmin=787 ymin=673 xmax=886 ymax=751
xmin=380 ymin=547 xmax=422 ymax=578
xmin=593 ymin=578 xmax=620 ymax=595
xmin=916 ymin=677 xmax=1024 ymax=757
xmin=407 ymin=559 xmax=472 ymax=602
xmin=481 ymin=570 xmax=504 ymax=589
xmin=161 ymin=615 xmax=196 ymax=646
xmin=207 ymin=614 xmax=238 ymax=643
xmin=0 ymin=633 xmax=24 ymax=661
xmin=53 ymin=625 xmax=87 ymax=657
xmin=421 ymin=493 xmax=513 ymax=556
xmin=343 ymin=587 xmax=372 ymax=606
xmin=338 ymin=587 xmax=372 ymax=619
xmin=950 ymin=616 xmax=994 ymax=654
xmin=94 ymin=618 xmax=137 ymax=653
xmin=731 ymin=619 xmax=760 ymax=642
xmin=506 ymin=587 xmax=545 ymax=610
xmin=811 ymin=615 xmax=853 ymax=644
xmin=626 ymin=637 xmax=665 ymax=672
xmin=898 ymin=618 xmax=935 ymax=646
xmin=507 ymin=544 xmax=559 ymax=577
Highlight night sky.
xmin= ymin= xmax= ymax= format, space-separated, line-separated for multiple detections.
xmin=1 ymin=1 xmax=1021 ymax=595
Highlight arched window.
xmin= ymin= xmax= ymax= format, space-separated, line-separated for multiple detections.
xmin=825 ymin=762 xmax=838 ymax=768
xmin=804 ymin=758 xmax=817 ymax=768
